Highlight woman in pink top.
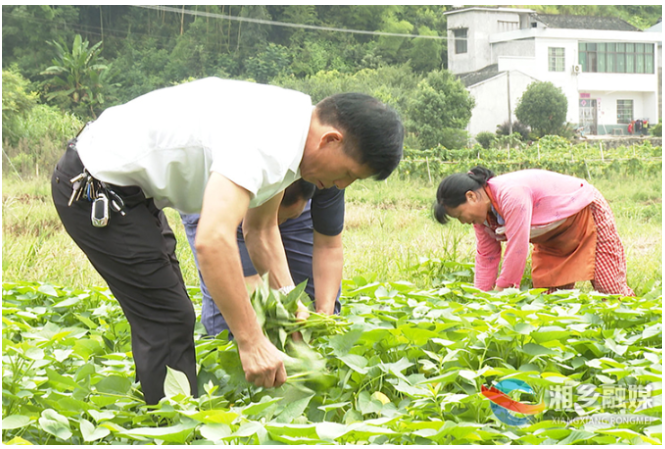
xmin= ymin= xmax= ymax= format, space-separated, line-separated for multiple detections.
xmin=434 ymin=166 xmax=634 ymax=296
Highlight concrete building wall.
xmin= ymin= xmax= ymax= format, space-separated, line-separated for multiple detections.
xmin=496 ymin=37 xmax=659 ymax=130
xmin=467 ymin=71 xmax=538 ymax=136
xmin=491 ymin=39 xmax=535 ymax=64
xmin=580 ymin=90 xmax=657 ymax=134
xmin=447 ymin=9 xmax=525 ymax=74
xmin=657 ymin=44 xmax=662 ymax=121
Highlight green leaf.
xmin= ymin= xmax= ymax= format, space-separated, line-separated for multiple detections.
xmin=604 ymin=338 xmax=628 ymax=356
xmin=318 ymin=402 xmax=350 ymax=412
xmin=2 ymin=415 xmax=31 ymax=430
xmin=265 ymin=422 xmax=318 ymax=439
xmin=352 ymin=276 xmax=368 ymax=287
xmin=457 ymin=369 xmax=478 ymax=381
xmin=597 ymin=428 xmax=642 ymax=441
xmin=199 ymin=423 xmax=232 ymax=441
xmin=242 ymin=397 xmax=283 ymax=416
xmin=328 ymin=328 xmax=363 ymax=357
xmin=120 ymin=422 xmax=197 ymax=444
xmin=380 ymin=358 xmax=413 ymax=382
xmin=642 ymin=323 xmax=662 ymax=340
xmin=514 ymin=323 xmax=535 ymax=335
xmin=53 ymin=296 xmax=82 ymax=308
xmin=47 ymin=367 xmax=88 ymax=392
xmin=164 ymin=366 xmax=191 ymax=397
xmin=316 ymin=422 xmax=349 ymax=440
xmin=180 ymin=409 xmax=238 ymax=424
xmin=39 ymin=409 xmax=72 ymax=441
xmin=531 ymin=326 xmax=571 ymax=343
xmin=357 ymin=390 xmax=383 ymax=415
xmin=557 ymin=430 xmax=595 ymax=445
xmin=276 ymin=394 xmax=314 ymax=423
xmin=522 ymin=343 xmax=556 ymax=356
xmin=339 ymin=354 xmax=369 ymax=373
xmin=80 ymin=418 xmax=110 ymax=442
xmin=95 ymin=375 xmax=131 ymax=395
xmin=37 ymin=284 xmax=59 ymax=297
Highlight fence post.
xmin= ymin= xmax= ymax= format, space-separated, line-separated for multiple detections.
xmin=426 ymin=157 xmax=432 ymax=184
xmin=599 ymin=142 xmax=604 ymax=162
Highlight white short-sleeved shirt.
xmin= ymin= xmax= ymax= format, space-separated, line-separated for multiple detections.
xmin=76 ymin=78 xmax=312 ymax=213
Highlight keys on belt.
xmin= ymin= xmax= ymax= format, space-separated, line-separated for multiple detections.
xmin=67 ymin=170 xmax=126 ymax=227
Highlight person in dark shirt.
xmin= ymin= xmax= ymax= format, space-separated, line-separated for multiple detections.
xmin=181 ymin=179 xmax=345 ymax=336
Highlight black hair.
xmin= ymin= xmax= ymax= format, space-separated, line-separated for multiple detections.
xmin=281 ymin=179 xmax=316 ymax=207
xmin=316 ymin=93 xmax=404 ymax=180
xmin=433 ymin=165 xmax=495 ymax=225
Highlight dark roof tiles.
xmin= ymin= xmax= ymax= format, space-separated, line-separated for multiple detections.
xmin=533 ymin=14 xmax=639 ymax=31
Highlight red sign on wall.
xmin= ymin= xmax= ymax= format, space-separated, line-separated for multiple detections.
xmin=580 ymin=93 xmax=591 ymax=98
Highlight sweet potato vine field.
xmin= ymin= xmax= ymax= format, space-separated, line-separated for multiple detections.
xmin=2 ymin=275 xmax=661 ymax=445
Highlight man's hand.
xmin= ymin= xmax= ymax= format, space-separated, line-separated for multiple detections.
xmin=237 ymin=335 xmax=287 ymax=388
xmin=291 ymin=300 xmax=310 ymax=342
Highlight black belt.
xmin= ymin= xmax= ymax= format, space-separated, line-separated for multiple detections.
xmin=64 ymin=138 xmax=150 ymax=218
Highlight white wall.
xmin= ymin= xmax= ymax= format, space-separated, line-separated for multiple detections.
xmin=498 ymin=37 xmax=660 ymax=126
xmin=448 ymin=9 xmax=525 ymax=74
xmin=492 ymin=40 xmax=535 ymax=64
xmin=467 ymin=71 xmax=538 ymax=136
xmin=581 ymin=91 xmax=658 ymax=132
xmin=510 ymin=38 xmax=580 ymax=123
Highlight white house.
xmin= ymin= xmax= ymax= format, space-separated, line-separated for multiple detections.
xmin=645 ymin=18 xmax=662 ymax=121
xmin=444 ymin=7 xmax=661 ymax=137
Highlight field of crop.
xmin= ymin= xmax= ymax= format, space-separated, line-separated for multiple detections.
xmin=2 ymin=144 xmax=662 ymax=445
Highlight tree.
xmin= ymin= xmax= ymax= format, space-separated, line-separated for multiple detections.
xmin=408 ymin=26 xmax=443 ymax=73
xmin=407 ymin=69 xmax=475 ymax=149
xmin=40 ymin=34 xmax=118 ymax=119
xmin=515 ymin=81 xmax=568 ymax=137
xmin=244 ymin=43 xmax=292 ymax=83
xmin=1 ymin=5 xmax=79 ymax=80
xmin=2 ymin=67 xmax=38 ymax=145
xmin=375 ymin=13 xmax=414 ymax=64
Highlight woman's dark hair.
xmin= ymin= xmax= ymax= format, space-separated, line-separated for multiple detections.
xmin=316 ymin=93 xmax=404 ymax=181
xmin=433 ymin=166 xmax=495 ymax=224
xmin=282 ymin=179 xmax=316 ymax=207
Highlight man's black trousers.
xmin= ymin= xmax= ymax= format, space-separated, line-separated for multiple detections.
xmin=51 ymin=145 xmax=198 ymax=404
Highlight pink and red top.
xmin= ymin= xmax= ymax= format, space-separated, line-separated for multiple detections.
xmin=473 ymin=169 xmax=595 ymax=290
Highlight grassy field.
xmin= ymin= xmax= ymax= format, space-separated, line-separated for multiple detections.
xmin=2 ymin=171 xmax=661 ymax=295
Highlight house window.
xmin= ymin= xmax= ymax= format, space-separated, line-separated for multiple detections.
xmin=579 ymin=42 xmax=654 ymax=74
xmin=497 ymin=20 xmax=518 ymax=32
xmin=548 ymin=47 xmax=565 ymax=71
xmin=453 ymin=28 xmax=468 ymax=54
xmin=617 ymin=100 xmax=633 ymax=124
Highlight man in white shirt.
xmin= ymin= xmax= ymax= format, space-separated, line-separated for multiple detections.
xmin=50 ymin=77 xmax=404 ymax=404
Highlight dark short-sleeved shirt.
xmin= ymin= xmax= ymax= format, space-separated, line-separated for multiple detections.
xmin=236 ymin=187 xmax=345 ymax=274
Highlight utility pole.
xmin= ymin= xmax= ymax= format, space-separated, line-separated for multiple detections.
xmin=507 ymin=71 xmax=513 ymax=135
xmin=180 ymin=5 xmax=185 ymax=35
xmin=99 ymin=6 xmax=104 ymax=42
